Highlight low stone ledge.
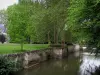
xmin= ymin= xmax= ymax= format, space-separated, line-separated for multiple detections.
xmin=0 ymin=45 xmax=80 ymax=69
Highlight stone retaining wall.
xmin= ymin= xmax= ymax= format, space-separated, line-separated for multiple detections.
xmin=0 ymin=44 xmax=80 ymax=69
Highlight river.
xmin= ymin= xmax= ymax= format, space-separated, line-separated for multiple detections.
xmin=15 ymin=53 xmax=100 ymax=75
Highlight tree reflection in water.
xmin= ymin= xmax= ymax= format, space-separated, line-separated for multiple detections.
xmin=16 ymin=55 xmax=80 ymax=75
xmin=15 ymin=53 xmax=100 ymax=75
xmin=79 ymin=55 xmax=100 ymax=75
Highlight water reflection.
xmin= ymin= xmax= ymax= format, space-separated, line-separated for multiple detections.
xmin=80 ymin=54 xmax=100 ymax=75
xmin=16 ymin=53 xmax=100 ymax=75
xmin=16 ymin=56 xmax=80 ymax=75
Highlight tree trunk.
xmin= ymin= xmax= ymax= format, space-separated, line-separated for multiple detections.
xmin=21 ymin=42 xmax=24 ymax=51
xmin=54 ymin=25 xmax=56 ymax=44
xmin=48 ymin=31 xmax=50 ymax=44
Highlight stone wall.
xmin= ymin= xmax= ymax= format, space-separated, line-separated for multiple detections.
xmin=0 ymin=44 xmax=80 ymax=69
xmin=52 ymin=48 xmax=68 ymax=59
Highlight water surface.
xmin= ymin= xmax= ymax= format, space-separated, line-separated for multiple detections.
xmin=16 ymin=53 xmax=100 ymax=75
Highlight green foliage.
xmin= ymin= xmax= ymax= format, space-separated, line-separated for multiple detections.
xmin=67 ymin=0 xmax=86 ymax=44
xmin=7 ymin=0 xmax=69 ymax=44
xmin=26 ymin=2 xmax=47 ymax=43
xmin=67 ymin=0 xmax=100 ymax=48
xmin=83 ymin=0 xmax=100 ymax=47
xmin=7 ymin=4 xmax=29 ymax=43
xmin=44 ymin=0 xmax=68 ymax=43
xmin=0 ymin=56 xmax=18 ymax=75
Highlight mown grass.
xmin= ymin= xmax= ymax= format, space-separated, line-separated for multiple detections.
xmin=0 ymin=43 xmax=49 ymax=54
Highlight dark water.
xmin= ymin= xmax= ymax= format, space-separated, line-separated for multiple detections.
xmin=16 ymin=53 xmax=100 ymax=75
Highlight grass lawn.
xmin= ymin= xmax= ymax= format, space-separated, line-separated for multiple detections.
xmin=0 ymin=43 xmax=49 ymax=54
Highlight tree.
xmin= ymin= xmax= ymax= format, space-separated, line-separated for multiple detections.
xmin=27 ymin=0 xmax=69 ymax=44
xmin=0 ymin=10 xmax=7 ymax=25
xmin=83 ymin=0 xmax=100 ymax=53
xmin=43 ymin=0 xmax=69 ymax=44
xmin=67 ymin=0 xmax=100 ymax=53
xmin=7 ymin=3 xmax=31 ymax=50
xmin=7 ymin=0 xmax=70 ymax=45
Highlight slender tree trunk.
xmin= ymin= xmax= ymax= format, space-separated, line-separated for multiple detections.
xmin=21 ymin=42 xmax=24 ymax=51
xmin=48 ymin=31 xmax=50 ymax=44
xmin=56 ymin=30 xmax=58 ymax=44
xmin=20 ymin=38 xmax=24 ymax=51
xmin=54 ymin=25 xmax=56 ymax=44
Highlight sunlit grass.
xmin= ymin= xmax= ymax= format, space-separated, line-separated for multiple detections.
xmin=0 ymin=43 xmax=49 ymax=54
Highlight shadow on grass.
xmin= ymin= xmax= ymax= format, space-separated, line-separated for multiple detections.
xmin=13 ymin=50 xmax=28 ymax=53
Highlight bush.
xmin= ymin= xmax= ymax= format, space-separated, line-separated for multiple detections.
xmin=0 ymin=56 xmax=19 ymax=75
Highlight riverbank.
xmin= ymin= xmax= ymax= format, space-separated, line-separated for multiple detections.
xmin=0 ymin=44 xmax=81 ymax=75
xmin=1 ymin=44 xmax=80 ymax=69
xmin=1 ymin=48 xmax=67 ymax=69
xmin=15 ymin=52 xmax=100 ymax=75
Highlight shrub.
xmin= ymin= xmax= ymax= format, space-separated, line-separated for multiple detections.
xmin=0 ymin=56 xmax=19 ymax=75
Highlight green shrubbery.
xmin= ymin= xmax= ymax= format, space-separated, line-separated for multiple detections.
xmin=0 ymin=56 xmax=19 ymax=75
